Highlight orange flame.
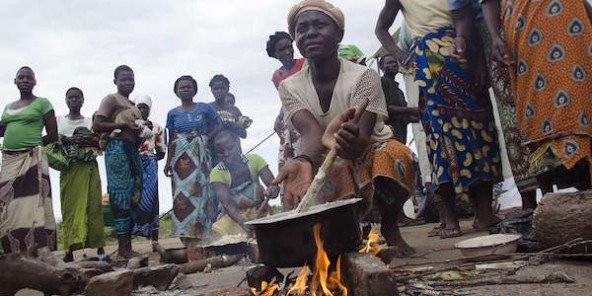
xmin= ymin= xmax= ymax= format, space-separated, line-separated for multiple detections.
xmin=251 ymin=281 xmax=279 ymax=296
xmin=311 ymin=224 xmax=331 ymax=295
xmin=254 ymin=223 xmax=348 ymax=296
xmin=327 ymin=256 xmax=348 ymax=296
xmin=287 ymin=265 xmax=310 ymax=295
xmin=309 ymin=223 xmax=348 ymax=296
xmin=358 ymin=229 xmax=382 ymax=255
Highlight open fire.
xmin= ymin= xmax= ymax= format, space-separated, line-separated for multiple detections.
xmin=251 ymin=223 xmax=348 ymax=296
xmin=358 ymin=228 xmax=382 ymax=255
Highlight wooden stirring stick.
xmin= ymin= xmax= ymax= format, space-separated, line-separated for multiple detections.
xmin=295 ymin=98 xmax=371 ymax=213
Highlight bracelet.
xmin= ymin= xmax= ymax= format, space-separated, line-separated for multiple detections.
xmin=293 ymin=154 xmax=315 ymax=166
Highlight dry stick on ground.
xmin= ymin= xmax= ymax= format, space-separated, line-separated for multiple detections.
xmin=421 ymin=271 xmax=575 ymax=288
xmin=392 ymin=254 xmax=512 ymax=270
xmin=178 ymin=254 xmax=242 ymax=274
xmin=395 ymin=238 xmax=592 ymax=282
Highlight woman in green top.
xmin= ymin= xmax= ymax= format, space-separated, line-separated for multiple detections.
xmin=210 ymin=130 xmax=279 ymax=237
xmin=0 ymin=66 xmax=58 ymax=253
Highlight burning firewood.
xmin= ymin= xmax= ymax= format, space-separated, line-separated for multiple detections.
xmin=251 ymin=280 xmax=280 ymax=296
xmin=251 ymin=223 xmax=348 ymax=296
xmin=287 ymin=265 xmax=310 ymax=295
xmin=358 ymin=229 xmax=382 ymax=256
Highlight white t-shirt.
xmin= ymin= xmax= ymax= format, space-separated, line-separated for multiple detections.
xmin=279 ymin=58 xmax=393 ymax=154
xmin=57 ymin=115 xmax=93 ymax=137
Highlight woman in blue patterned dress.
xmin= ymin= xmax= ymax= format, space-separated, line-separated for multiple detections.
xmin=164 ymin=75 xmax=221 ymax=246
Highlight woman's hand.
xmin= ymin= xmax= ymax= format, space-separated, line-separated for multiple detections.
xmin=264 ymin=185 xmax=280 ymax=199
xmin=322 ymin=106 xmax=367 ymax=160
xmin=156 ymin=152 xmax=166 ymax=161
xmin=272 ymin=159 xmax=313 ymax=210
xmin=163 ymin=163 xmax=173 ymax=177
xmin=490 ymin=36 xmax=509 ymax=66
xmin=451 ymin=36 xmax=468 ymax=63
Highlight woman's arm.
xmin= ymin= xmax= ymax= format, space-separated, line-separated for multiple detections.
xmin=387 ymin=106 xmax=420 ymax=124
xmin=586 ymin=0 xmax=592 ymax=23
xmin=164 ymin=129 xmax=175 ymax=177
xmin=42 ymin=110 xmax=58 ymax=145
xmin=0 ymin=122 xmax=6 ymax=137
xmin=450 ymin=3 xmax=475 ymax=62
xmin=481 ymin=0 xmax=508 ymax=64
xmin=93 ymin=115 xmax=137 ymax=133
xmin=272 ymin=109 xmax=323 ymax=209
xmin=92 ymin=96 xmax=139 ymax=133
xmin=292 ymin=109 xmax=326 ymax=164
xmin=375 ymin=0 xmax=406 ymax=62
xmin=211 ymin=182 xmax=250 ymax=231
xmin=259 ymin=166 xmax=280 ymax=199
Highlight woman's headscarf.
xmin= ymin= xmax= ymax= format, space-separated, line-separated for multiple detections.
xmin=134 ymin=95 xmax=152 ymax=109
xmin=287 ymin=0 xmax=344 ymax=38
xmin=338 ymin=44 xmax=366 ymax=64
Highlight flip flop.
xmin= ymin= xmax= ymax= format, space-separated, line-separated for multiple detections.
xmin=427 ymin=224 xmax=443 ymax=237
xmin=440 ymin=228 xmax=463 ymax=239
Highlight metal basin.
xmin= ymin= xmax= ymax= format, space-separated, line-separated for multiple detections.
xmin=245 ymin=198 xmax=363 ymax=267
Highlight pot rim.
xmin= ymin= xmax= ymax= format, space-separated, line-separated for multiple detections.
xmin=245 ymin=198 xmax=362 ymax=226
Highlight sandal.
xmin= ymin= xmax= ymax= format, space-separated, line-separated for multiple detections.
xmin=439 ymin=228 xmax=463 ymax=239
xmin=427 ymin=223 xmax=443 ymax=237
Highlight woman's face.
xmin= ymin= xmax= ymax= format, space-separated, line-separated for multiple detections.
xmin=115 ymin=70 xmax=135 ymax=97
xmin=274 ymin=38 xmax=295 ymax=65
xmin=211 ymin=81 xmax=229 ymax=102
xmin=65 ymin=89 xmax=84 ymax=111
xmin=294 ymin=11 xmax=342 ymax=62
xmin=15 ymin=68 xmax=36 ymax=93
xmin=215 ymin=134 xmax=241 ymax=164
xmin=137 ymin=103 xmax=150 ymax=120
xmin=176 ymin=79 xmax=196 ymax=100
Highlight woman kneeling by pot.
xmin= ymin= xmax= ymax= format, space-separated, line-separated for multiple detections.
xmin=210 ymin=129 xmax=280 ymax=237
xmin=273 ymin=0 xmax=416 ymax=255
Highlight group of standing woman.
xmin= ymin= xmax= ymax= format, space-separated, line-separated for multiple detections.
xmin=0 ymin=63 xmax=265 ymax=259
xmin=375 ymin=0 xmax=592 ymax=238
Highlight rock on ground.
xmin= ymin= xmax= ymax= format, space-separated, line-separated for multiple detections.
xmin=85 ymin=269 xmax=133 ymax=296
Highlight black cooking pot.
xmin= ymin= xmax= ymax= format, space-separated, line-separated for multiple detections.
xmin=245 ymin=198 xmax=363 ymax=267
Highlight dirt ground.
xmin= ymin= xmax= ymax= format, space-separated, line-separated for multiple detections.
xmin=45 ymin=220 xmax=592 ymax=296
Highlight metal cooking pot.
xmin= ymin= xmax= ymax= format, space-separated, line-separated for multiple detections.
xmin=245 ymin=198 xmax=363 ymax=267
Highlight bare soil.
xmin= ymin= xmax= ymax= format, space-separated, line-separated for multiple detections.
xmin=44 ymin=219 xmax=592 ymax=295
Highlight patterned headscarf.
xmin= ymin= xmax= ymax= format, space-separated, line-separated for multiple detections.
xmin=287 ymin=0 xmax=344 ymax=38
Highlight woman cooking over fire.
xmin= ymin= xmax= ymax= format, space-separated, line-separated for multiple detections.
xmin=273 ymin=0 xmax=417 ymax=256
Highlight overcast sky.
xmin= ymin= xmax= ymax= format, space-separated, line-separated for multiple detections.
xmin=0 ymin=0 xmax=404 ymax=219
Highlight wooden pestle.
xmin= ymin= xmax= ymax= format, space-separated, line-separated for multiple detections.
xmin=295 ymin=98 xmax=370 ymax=213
